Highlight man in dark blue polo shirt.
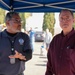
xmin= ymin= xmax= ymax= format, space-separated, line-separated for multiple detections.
xmin=0 ymin=12 xmax=32 ymax=75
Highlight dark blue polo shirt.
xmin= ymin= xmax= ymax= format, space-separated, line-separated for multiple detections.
xmin=0 ymin=29 xmax=32 ymax=75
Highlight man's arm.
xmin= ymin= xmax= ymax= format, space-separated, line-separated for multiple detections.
xmin=21 ymin=33 xmax=32 ymax=62
xmin=22 ymin=49 xmax=32 ymax=62
xmin=45 ymin=51 xmax=53 ymax=75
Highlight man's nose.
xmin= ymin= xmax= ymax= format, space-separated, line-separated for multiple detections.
xmin=62 ymin=19 xmax=68 ymax=22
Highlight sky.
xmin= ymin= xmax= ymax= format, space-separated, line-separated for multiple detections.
xmin=26 ymin=13 xmax=44 ymax=31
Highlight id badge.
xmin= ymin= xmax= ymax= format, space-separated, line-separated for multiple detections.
xmin=10 ymin=58 xmax=15 ymax=64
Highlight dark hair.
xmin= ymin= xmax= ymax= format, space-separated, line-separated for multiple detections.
xmin=5 ymin=12 xmax=19 ymax=22
xmin=60 ymin=9 xmax=74 ymax=18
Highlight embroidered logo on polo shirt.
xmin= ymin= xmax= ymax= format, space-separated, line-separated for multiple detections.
xmin=19 ymin=38 xmax=24 ymax=45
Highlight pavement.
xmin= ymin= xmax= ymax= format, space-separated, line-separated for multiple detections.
xmin=24 ymin=42 xmax=47 ymax=75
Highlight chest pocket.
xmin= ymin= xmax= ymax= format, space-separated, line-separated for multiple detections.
xmin=65 ymin=38 xmax=75 ymax=56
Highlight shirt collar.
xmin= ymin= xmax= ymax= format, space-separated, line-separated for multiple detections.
xmin=3 ymin=29 xmax=19 ymax=38
xmin=61 ymin=28 xmax=75 ymax=38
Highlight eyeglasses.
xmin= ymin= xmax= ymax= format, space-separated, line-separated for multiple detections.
xmin=60 ymin=18 xmax=70 ymax=21
xmin=60 ymin=17 xmax=73 ymax=22
xmin=10 ymin=18 xmax=23 ymax=23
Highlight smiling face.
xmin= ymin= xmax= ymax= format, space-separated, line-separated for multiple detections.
xmin=59 ymin=10 xmax=74 ymax=35
xmin=6 ymin=13 xmax=22 ymax=34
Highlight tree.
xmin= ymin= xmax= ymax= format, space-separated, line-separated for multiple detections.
xmin=19 ymin=13 xmax=32 ymax=30
xmin=25 ymin=13 xmax=32 ymax=18
xmin=0 ymin=8 xmax=5 ymax=24
xmin=73 ymin=13 xmax=75 ymax=29
xmin=43 ymin=13 xmax=55 ymax=35
xmin=19 ymin=13 xmax=26 ymax=30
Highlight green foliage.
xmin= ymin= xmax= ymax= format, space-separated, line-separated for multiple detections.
xmin=0 ymin=8 xmax=5 ymax=24
xmin=19 ymin=13 xmax=31 ymax=30
xmin=73 ymin=13 xmax=75 ymax=29
xmin=19 ymin=13 xmax=26 ymax=30
xmin=25 ymin=13 xmax=32 ymax=19
xmin=43 ymin=13 xmax=55 ymax=35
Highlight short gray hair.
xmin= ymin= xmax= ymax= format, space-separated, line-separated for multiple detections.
xmin=5 ymin=12 xmax=19 ymax=22
xmin=60 ymin=9 xmax=74 ymax=18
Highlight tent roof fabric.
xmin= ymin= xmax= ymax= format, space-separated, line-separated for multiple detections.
xmin=0 ymin=0 xmax=75 ymax=12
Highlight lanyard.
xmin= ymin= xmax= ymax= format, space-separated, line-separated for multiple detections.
xmin=8 ymin=38 xmax=16 ymax=55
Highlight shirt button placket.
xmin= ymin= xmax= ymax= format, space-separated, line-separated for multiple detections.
xmin=59 ymin=48 xmax=63 ymax=58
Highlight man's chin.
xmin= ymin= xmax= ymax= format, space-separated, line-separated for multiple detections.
xmin=16 ymin=30 xmax=21 ymax=32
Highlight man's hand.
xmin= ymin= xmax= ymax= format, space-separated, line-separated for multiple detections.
xmin=9 ymin=50 xmax=26 ymax=60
